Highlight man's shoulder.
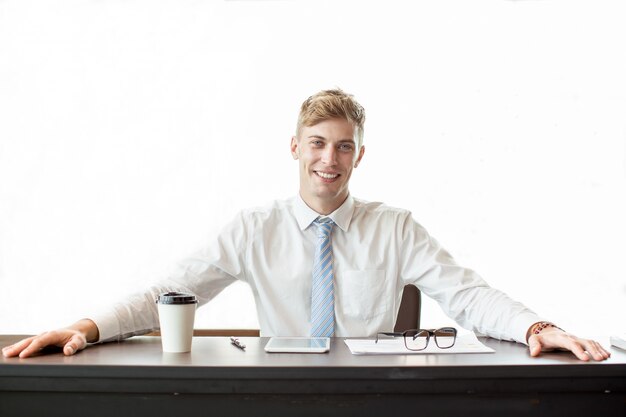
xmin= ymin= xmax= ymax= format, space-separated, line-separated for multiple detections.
xmin=351 ymin=197 xmax=428 ymax=236
xmin=352 ymin=196 xmax=412 ymax=217
xmin=238 ymin=197 xmax=296 ymax=220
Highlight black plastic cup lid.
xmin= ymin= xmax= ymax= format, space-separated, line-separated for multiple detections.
xmin=156 ymin=292 xmax=198 ymax=305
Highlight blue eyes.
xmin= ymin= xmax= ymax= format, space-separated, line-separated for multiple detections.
xmin=310 ymin=141 xmax=353 ymax=151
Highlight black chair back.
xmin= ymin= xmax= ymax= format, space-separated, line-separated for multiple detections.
xmin=394 ymin=284 xmax=421 ymax=332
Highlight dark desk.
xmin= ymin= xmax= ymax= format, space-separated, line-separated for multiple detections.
xmin=1 ymin=335 xmax=625 ymax=416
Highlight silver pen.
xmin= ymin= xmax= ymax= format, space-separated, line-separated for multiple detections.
xmin=230 ymin=336 xmax=246 ymax=351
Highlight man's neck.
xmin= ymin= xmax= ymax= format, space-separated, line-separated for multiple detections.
xmin=300 ymin=192 xmax=349 ymax=215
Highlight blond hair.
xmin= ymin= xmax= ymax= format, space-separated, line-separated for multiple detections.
xmin=296 ymin=89 xmax=366 ymax=149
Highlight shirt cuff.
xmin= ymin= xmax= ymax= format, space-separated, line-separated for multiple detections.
xmin=86 ymin=311 xmax=121 ymax=343
xmin=509 ymin=312 xmax=546 ymax=345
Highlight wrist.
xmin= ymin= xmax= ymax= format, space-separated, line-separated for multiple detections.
xmin=69 ymin=319 xmax=100 ymax=343
xmin=526 ymin=321 xmax=564 ymax=343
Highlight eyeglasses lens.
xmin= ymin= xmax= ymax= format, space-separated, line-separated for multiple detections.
xmin=404 ymin=330 xmax=429 ymax=350
xmin=434 ymin=328 xmax=456 ymax=348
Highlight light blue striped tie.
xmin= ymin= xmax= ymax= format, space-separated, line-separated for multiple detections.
xmin=311 ymin=217 xmax=335 ymax=337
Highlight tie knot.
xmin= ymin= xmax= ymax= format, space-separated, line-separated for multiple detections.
xmin=313 ymin=217 xmax=334 ymax=238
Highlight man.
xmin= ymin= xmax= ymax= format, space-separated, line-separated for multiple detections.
xmin=2 ymin=89 xmax=610 ymax=361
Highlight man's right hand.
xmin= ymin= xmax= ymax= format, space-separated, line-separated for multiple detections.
xmin=2 ymin=319 xmax=99 ymax=359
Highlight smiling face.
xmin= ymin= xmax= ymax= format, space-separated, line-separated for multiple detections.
xmin=291 ymin=118 xmax=365 ymax=215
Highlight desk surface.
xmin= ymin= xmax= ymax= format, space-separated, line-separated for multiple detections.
xmin=1 ymin=335 xmax=625 ymax=417
xmin=2 ymin=334 xmax=625 ymax=371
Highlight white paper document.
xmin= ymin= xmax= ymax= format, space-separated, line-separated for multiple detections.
xmin=344 ymin=332 xmax=495 ymax=355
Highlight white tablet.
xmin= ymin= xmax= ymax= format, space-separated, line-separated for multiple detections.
xmin=264 ymin=337 xmax=331 ymax=353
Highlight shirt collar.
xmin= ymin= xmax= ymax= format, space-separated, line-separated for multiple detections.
xmin=294 ymin=194 xmax=354 ymax=232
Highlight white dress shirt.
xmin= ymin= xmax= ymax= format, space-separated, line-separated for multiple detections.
xmin=91 ymin=195 xmax=541 ymax=344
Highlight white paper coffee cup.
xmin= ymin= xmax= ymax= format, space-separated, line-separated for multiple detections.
xmin=156 ymin=292 xmax=198 ymax=353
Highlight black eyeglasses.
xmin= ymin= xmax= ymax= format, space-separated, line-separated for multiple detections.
xmin=375 ymin=327 xmax=457 ymax=351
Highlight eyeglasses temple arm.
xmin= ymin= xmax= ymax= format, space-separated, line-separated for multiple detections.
xmin=375 ymin=332 xmax=404 ymax=343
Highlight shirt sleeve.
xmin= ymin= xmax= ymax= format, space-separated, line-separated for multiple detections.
xmin=397 ymin=212 xmax=543 ymax=345
xmin=88 ymin=212 xmax=249 ymax=343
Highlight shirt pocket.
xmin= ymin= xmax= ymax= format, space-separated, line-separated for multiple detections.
xmin=338 ymin=270 xmax=390 ymax=320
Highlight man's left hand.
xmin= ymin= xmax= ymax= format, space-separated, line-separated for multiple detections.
xmin=528 ymin=329 xmax=611 ymax=361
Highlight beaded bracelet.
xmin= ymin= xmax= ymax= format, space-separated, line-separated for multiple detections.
xmin=527 ymin=321 xmax=564 ymax=342
xmin=534 ymin=321 xmax=559 ymax=334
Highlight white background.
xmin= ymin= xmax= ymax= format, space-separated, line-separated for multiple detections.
xmin=1 ymin=0 xmax=624 ymax=338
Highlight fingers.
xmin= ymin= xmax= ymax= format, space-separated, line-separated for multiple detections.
xmin=2 ymin=329 xmax=88 ymax=359
xmin=63 ymin=333 xmax=87 ymax=356
xmin=580 ymin=339 xmax=611 ymax=361
xmin=527 ymin=335 xmax=543 ymax=357
xmin=64 ymin=343 xmax=76 ymax=356
xmin=558 ymin=335 xmax=611 ymax=361
xmin=568 ymin=340 xmax=590 ymax=361
xmin=2 ymin=335 xmax=37 ymax=358
xmin=16 ymin=331 xmax=65 ymax=358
